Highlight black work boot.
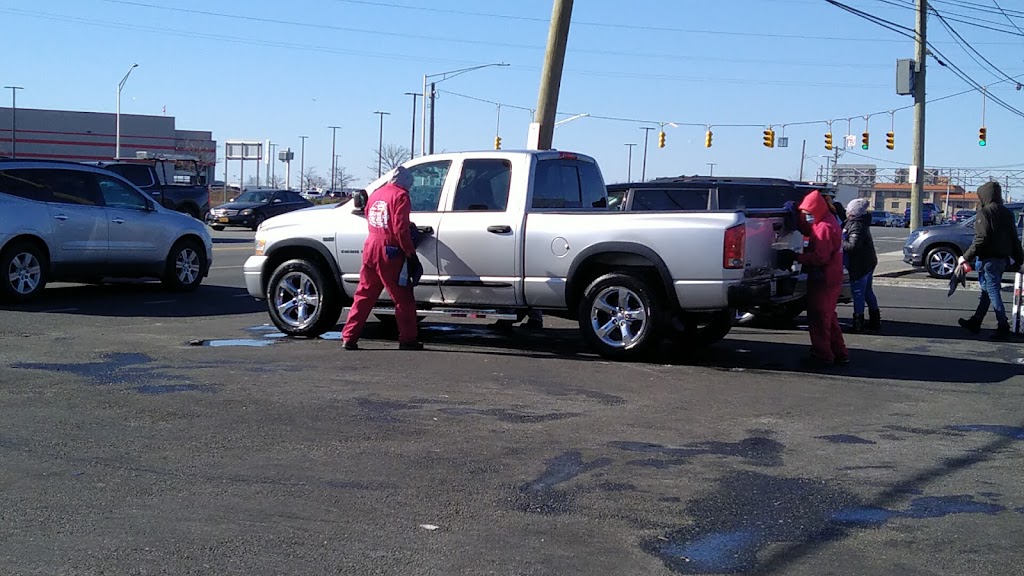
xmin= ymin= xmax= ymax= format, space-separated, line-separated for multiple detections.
xmin=992 ymin=324 xmax=1012 ymax=341
xmin=958 ymin=317 xmax=982 ymax=334
xmin=847 ymin=314 xmax=865 ymax=334
xmin=867 ymin=308 xmax=881 ymax=331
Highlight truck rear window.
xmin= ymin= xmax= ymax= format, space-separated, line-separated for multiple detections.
xmin=105 ymin=164 xmax=154 ymax=188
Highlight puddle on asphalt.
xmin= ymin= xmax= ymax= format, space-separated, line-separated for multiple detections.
xmin=947 ymin=424 xmax=1024 ymax=440
xmin=815 ymin=434 xmax=877 ymax=445
xmin=610 ymin=437 xmax=785 ymax=469
xmin=197 ymin=338 xmax=277 ymax=348
xmin=14 ymin=352 xmax=209 ymax=394
xmin=512 ymin=450 xmax=614 ymax=515
xmin=136 ymin=384 xmax=217 ymax=395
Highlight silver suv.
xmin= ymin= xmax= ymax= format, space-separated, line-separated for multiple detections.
xmin=0 ymin=160 xmax=213 ymax=302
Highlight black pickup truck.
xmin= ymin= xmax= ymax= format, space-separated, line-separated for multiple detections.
xmin=88 ymin=159 xmax=210 ymax=220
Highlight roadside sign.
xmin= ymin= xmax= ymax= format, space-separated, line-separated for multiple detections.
xmin=777 ymin=137 xmax=789 ymax=148
xmin=845 ymin=135 xmax=856 ymax=148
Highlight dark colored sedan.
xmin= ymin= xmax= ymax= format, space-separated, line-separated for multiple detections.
xmin=206 ymin=189 xmax=313 ymax=231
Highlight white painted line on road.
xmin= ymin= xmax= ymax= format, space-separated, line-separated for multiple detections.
xmin=211 ymin=265 xmax=244 ymax=270
xmin=44 ymin=308 xmax=79 ymax=313
xmin=144 ymin=300 xmax=176 ymax=305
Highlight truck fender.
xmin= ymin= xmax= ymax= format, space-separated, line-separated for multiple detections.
xmin=265 ymin=238 xmax=343 ymax=292
xmin=565 ymin=242 xmax=677 ymax=311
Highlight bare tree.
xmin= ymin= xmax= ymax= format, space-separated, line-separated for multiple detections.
xmin=330 ymin=165 xmax=356 ymax=191
xmin=302 ymin=166 xmax=328 ymax=191
xmin=368 ymin=144 xmax=411 ymax=177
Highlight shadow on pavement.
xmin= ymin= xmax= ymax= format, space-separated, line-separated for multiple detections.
xmin=0 ymin=284 xmax=264 ymax=318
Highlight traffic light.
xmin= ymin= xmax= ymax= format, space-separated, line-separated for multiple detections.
xmin=979 ymin=126 xmax=987 ymax=147
xmin=861 ymin=132 xmax=870 ymax=150
xmin=658 ymin=131 xmax=666 ymax=148
xmin=825 ymin=132 xmax=833 ymax=151
xmin=705 ymin=130 xmax=713 ymax=148
xmin=494 ymin=135 xmax=501 ymax=150
xmin=886 ymin=131 xmax=894 ymax=150
xmin=763 ymin=129 xmax=775 ymax=148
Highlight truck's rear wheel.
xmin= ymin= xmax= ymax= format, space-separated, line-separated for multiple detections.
xmin=266 ymin=258 xmax=342 ymax=337
xmin=578 ymin=273 xmax=662 ymax=361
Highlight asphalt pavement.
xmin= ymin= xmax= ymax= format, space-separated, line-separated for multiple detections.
xmin=1 ymin=228 xmax=1022 ymax=576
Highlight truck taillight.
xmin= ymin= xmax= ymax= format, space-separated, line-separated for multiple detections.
xmin=723 ymin=224 xmax=745 ymax=269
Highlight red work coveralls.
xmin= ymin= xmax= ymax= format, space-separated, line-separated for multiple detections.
xmin=797 ymin=190 xmax=848 ymax=363
xmin=341 ymin=182 xmax=419 ymax=344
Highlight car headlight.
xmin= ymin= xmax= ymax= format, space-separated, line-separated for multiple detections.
xmin=240 ymin=209 xmax=253 ymax=216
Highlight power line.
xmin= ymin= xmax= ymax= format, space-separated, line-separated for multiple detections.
xmin=930 ymin=5 xmax=1019 ymax=84
xmin=991 ymin=0 xmax=1024 ymax=35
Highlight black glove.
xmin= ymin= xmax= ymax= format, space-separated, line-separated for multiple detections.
xmin=776 ymin=249 xmax=798 ymax=270
xmin=406 ymin=253 xmax=424 ymax=286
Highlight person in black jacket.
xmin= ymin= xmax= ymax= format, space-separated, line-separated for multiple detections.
xmin=842 ymin=198 xmax=880 ymax=332
xmin=957 ymin=181 xmax=1024 ymax=340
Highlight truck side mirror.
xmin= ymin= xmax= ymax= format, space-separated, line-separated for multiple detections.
xmin=353 ymin=190 xmax=368 ymax=212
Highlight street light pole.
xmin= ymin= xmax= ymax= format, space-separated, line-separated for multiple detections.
xmin=115 ymin=63 xmax=139 ymax=159
xmin=374 ymin=111 xmax=390 ymax=178
xmin=404 ymin=92 xmax=420 ymax=157
xmin=3 ymin=86 xmax=23 ymax=158
xmin=707 ymin=162 xmax=717 ymax=177
xmin=269 ymin=142 xmax=278 ymax=186
xmin=420 ymin=63 xmax=509 ymax=157
xmin=298 ymin=135 xmax=308 ymax=195
xmin=639 ymin=127 xmax=655 ymax=181
xmin=624 ymin=143 xmax=636 ymax=182
xmin=328 ymin=125 xmax=341 ymax=192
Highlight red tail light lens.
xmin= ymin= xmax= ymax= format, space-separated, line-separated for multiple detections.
xmin=723 ymin=224 xmax=746 ymax=269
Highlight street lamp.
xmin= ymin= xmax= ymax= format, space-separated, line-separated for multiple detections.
xmin=404 ymin=92 xmax=420 ymax=157
xmin=298 ymin=135 xmax=308 ymax=195
xmin=555 ymin=113 xmax=589 ymax=128
xmin=421 ymin=62 xmax=509 ymax=156
xmin=624 ymin=143 xmax=637 ymax=182
xmin=328 ymin=125 xmax=341 ymax=192
xmin=4 ymin=86 xmax=23 ymax=158
xmin=115 ymin=63 xmax=139 ymax=159
xmin=374 ymin=111 xmax=390 ymax=178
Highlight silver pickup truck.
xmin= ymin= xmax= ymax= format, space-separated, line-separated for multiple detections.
xmin=243 ymin=150 xmax=804 ymax=360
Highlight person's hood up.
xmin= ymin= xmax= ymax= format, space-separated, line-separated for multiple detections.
xmin=977 ymin=181 xmax=1002 ymax=207
xmin=386 ymin=166 xmax=413 ymax=191
xmin=798 ymin=189 xmax=832 ymax=224
xmin=847 ymin=197 xmax=870 ymax=220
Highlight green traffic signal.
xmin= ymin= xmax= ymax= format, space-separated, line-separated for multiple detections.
xmin=862 ymin=144 xmax=868 ymax=150
xmin=979 ymin=140 xmax=986 ymax=147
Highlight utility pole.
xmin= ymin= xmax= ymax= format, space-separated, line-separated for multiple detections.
xmin=798 ymin=139 xmax=807 ymax=181
xmin=428 ymin=86 xmax=437 ymax=154
xmin=707 ymin=162 xmax=717 ymax=177
xmin=625 ymin=143 xmax=636 ymax=181
xmin=533 ymin=0 xmax=574 ymax=150
xmin=115 ymin=64 xmax=138 ymax=159
xmin=298 ymin=135 xmax=308 ymax=195
xmin=404 ymin=92 xmax=419 ymax=157
xmin=639 ymin=127 xmax=654 ymax=181
xmin=910 ymin=0 xmax=927 ymax=231
xmin=328 ymin=125 xmax=341 ymax=192
xmin=374 ymin=111 xmax=390 ymax=178
xmin=4 ymin=86 xmax=23 ymax=158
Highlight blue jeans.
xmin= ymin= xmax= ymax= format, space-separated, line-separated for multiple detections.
xmin=850 ymin=272 xmax=878 ymax=315
xmin=973 ymin=258 xmax=1009 ymax=327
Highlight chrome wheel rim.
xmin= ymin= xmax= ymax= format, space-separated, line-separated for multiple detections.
xmin=175 ymin=248 xmax=201 ymax=285
xmin=929 ymin=250 xmax=956 ymax=277
xmin=590 ymin=286 xmax=648 ymax=349
xmin=7 ymin=252 xmax=41 ymax=295
xmin=274 ymin=271 xmax=320 ymax=328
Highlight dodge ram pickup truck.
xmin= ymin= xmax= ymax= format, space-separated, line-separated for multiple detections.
xmin=243 ymin=150 xmax=806 ymax=360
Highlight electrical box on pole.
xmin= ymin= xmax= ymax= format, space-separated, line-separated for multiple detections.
xmin=896 ymin=58 xmax=915 ymax=96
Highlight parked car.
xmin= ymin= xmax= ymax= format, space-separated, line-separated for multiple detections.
xmin=903 ymin=203 xmax=1024 ymax=278
xmin=244 ymin=151 xmax=806 ymax=360
xmin=606 ymin=177 xmax=853 ymax=325
xmin=870 ymin=210 xmax=891 ymax=226
xmin=904 ymin=203 xmax=943 ymax=227
xmin=952 ymin=209 xmax=976 ymax=223
xmin=0 ymin=159 xmax=213 ymax=302
xmin=207 ymin=189 xmax=313 ymax=231
xmin=86 ymin=159 xmax=211 ymax=221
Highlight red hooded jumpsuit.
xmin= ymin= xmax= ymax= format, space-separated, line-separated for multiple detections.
xmin=341 ymin=182 xmax=419 ymax=344
xmin=796 ymin=190 xmax=848 ymax=363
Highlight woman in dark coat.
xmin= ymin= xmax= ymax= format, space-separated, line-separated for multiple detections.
xmin=842 ymin=198 xmax=880 ymax=332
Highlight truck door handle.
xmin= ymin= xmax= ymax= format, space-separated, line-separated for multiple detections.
xmin=487 ymin=225 xmax=512 ymax=234
xmin=52 ymin=214 xmax=68 ymax=221
xmin=416 ymin=226 xmax=434 ymax=235
xmin=112 ymin=218 xmax=125 ymax=224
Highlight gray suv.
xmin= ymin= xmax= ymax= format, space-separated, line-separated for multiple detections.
xmin=0 ymin=160 xmax=213 ymax=302
xmin=903 ymin=202 xmax=1023 ymax=279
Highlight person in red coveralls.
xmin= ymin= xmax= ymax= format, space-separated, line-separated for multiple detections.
xmin=342 ymin=166 xmax=423 ymax=351
xmin=795 ymin=189 xmax=849 ymax=368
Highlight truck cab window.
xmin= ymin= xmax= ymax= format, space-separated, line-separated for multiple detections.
xmin=106 ymin=164 xmax=155 ymax=189
xmin=578 ymin=161 xmax=607 ymax=208
xmin=452 ymin=159 xmax=512 ymax=212
xmin=407 ymin=161 xmax=451 ymax=212
xmin=532 ymin=160 xmax=580 ymax=209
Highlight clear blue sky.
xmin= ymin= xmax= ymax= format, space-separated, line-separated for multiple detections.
xmin=3 ymin=0 xmax=1023 ymax=186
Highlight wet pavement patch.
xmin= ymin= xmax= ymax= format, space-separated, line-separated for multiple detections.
xmin=883 ymin=425 xmax=966 ymax=438
xmin=512 ymin=450 xmax=613 ymax=515
xmin=438 ymin=406 xmax=578 ymax=423
xmin=136 ymin=384 xmax=216 ymax=395
xmin=816 ymin=434 xmax=877 ymax=445
xmin=642 ymin=472 xmax=1007 ymax=575
xmin=192 ymin=338 xmax=277 ymax=348
xmin=13 ymin=352 xmax=209 ymax=394
xmin=610 ymin=437 xmax=785 ymax=468
xmin=946 ymin=424 xmax=1024 ymax=440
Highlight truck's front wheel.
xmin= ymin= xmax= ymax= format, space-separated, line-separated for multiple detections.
xmin=266 ymin=258 xmax=342 ymax=337
xmin=578 ymin=273 xmax=662 ymax=361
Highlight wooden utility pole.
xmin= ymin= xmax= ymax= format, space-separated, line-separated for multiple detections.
xmin=910 ymin=0 xmax=927 ymax=230
xmin=533 ymin=0 xmax=574 ymax=150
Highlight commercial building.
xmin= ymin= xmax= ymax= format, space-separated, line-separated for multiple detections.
xmin=0 ymin=106 xmax=216 ymax=182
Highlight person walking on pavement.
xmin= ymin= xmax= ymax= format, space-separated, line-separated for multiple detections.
xmin=842 ymin=198 xmax=880 ymax=333
xmin=342 ymin=166 xmax=424 ymax=350
xmin=794 ymin=189 xmax=849 ymax=367
xmin=956 ymin=181 xmax=1023 ymax=340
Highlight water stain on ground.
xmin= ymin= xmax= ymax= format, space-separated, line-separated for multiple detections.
xmin=437 ymin=406 xmax=578 ymax=423
xmin=353 ymin=395 xmax=576 ymax=424
xmin=610 ymin=437 xmax=784 ymax=469
xmin=512 ymin=450 xmax=613 ymax=515
xmin=544 ymin=387 xmax=627 ymax=406
xmin=642 ymin=471 xmax=1007 ymax=575
xmin=13 ymin=352 xmax=212 ymax=395
xmin=816 ymin=434 xmax=877 ymax=445
xmin=883 ymin=425 xmax=966 ymax=438
xmin=136 ymin=384 xmax=217 ymax=395
xmin=194 ymin=338 xmax=277 ymax=348
xmin=947 ymin=424 xmax=1024 ymax=440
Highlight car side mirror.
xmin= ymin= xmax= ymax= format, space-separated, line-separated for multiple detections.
xmin=353 ymin=190 xmax=368 ymax=212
